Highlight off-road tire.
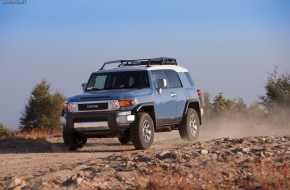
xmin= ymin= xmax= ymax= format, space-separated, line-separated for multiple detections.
xmin=118 ymin=137 xmax=130 ymax=145
xmin=179 ymin=108 xmax=200 ymax=141
xmin=130 ymin=112 xmax=154 ymax=150
xmin=63 ymin=130 xmax=87 ymax=150
xmin=76 ymin=136 xmax=87 ymax=148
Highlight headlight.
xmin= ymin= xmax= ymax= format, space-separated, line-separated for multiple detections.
xmin=108 ymin=100 xmax=120 ymax=110
xmin=68 ymin=102 xmax=77 ymax=112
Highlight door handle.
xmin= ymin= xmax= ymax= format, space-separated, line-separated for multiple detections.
xmin=171 ymin=93 xmax=177 ymax=97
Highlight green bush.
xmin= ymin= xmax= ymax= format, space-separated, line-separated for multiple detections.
xmin=202 ymin=92 xmax=265 ymax=121
xmin=19 ymin=79 xmax=65 ymax=131
xmin=0 ymin=123 xmax=9 ymax=137
xmin=260 ymin=66 xmax=290 ymax=112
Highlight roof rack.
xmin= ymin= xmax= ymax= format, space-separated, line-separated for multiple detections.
xmin=100 ymin=57 xmax=177 ymax=70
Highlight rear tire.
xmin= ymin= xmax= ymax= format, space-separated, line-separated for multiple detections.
xmin=179 ymin=108 xmax=200 ymax=141
xmin=130 ymin=112 xmax=154 ymax=150
xmin=63 ymin=130 xmax=87 ymax=150
xmin=76 ymin=136 xmax=87 ymax=148
xmin=118 ymin=137 xmax=130 ymax=145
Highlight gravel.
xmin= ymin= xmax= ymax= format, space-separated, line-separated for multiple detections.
xmin=1 ymin=134 xmax=289 ymax=189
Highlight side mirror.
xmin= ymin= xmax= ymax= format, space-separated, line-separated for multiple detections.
xmin=157 ymin=79 xmax=167 ymax=94
xmin=81 ymin=83 xmax=87 ymax=92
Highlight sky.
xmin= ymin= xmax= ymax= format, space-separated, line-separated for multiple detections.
xmin=0 ymin=0 xmax=290 ymax=129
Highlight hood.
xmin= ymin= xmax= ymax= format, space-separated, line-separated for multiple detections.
xmin=66 ymin=88 xmax=152 ymax=102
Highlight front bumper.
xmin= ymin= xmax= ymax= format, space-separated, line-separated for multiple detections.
xmin=61 ymin=111 xmax=135 ymax=134
xmin=74 ymin=121 xmax=110 ymax=131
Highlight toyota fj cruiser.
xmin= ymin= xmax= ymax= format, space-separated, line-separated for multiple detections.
xmin=61 ymin=57 xmax=203 ymax=150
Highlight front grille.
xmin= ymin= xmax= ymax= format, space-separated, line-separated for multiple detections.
xmin=74 ymin=117 xmax=107 ymax=123
xmin=78 ymin=103 xmax=108 ymax=111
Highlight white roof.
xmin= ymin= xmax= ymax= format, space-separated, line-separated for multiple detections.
xmin=95 ymin=65 xmax=188 ymax=73
xmin=147 ymin=65 xmax=188 ymax=72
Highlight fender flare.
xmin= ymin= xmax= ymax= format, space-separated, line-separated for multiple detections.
xmin=132 ymin=102 xmax=156 ymax=128
xmin=132 ymin=102 xmax=155 ymax=113
xmin=183 ymin=99 xmax=202 ymax=125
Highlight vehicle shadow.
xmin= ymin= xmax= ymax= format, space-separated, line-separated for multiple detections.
xmin=0 ymin=137 xmax=135 ymax=154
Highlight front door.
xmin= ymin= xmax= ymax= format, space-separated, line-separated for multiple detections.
xmin=151 ymin=70 xmax=176 ymax=126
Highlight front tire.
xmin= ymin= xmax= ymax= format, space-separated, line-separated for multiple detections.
xmin=179 ymin=108 xmax=200 ymax=141
xmin=130 ymin=112 xmax=154 ymax=150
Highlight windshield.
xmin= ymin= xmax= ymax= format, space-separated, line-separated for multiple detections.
xmin=86 ymin=71 xmax=149 ymax=92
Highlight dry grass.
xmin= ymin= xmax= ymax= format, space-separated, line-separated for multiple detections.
xmin=5 ymin=128 xmax=62 ymax=139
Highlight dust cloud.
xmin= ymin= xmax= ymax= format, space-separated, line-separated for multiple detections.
xmin=203 ymin=109 xmax=290 ymax=139
xmin=153 ymin=109 xmax=290 ymax=145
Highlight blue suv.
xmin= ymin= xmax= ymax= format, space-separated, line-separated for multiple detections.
xmin=61 ymin=58 xmax=203 ymax=150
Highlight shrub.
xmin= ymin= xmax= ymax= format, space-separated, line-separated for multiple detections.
xmin=0 ymin=123 xmax=9 ymax=137
xmin=19 ymin=79 xmax=65 ymax=131
xmin=260 ymin=66 xmax=290 ymax=112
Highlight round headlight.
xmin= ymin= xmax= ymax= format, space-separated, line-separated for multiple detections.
xmin=108 ymin=100 xmax=120 ymax=110
xmin=68 ymin=102 xmax=77 ymax=112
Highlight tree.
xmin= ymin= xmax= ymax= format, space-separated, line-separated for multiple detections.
xmin=235 ymin=97 xmax=247 ymax=113
xmin=0 ymin=123 xmax=9 ymax=137
xmin=203 ymin=91 xmax=212 ymax=117
xmin=225 ymin=99 xmax=236 ymax=113
xmin=248 ymin=102 xmax=265 ymax=119
xmin=260 ymin=66 xmax=290 ymax=111
xmin=20 ymin=80 xmax=65 ymax=131
xmin=211 ymin=93 xmax=245 ymax=117
xmin=212 ymin=93 xmax=228 ymax=114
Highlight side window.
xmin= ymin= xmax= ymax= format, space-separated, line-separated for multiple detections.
xmin=166 ymin=70 xmax=182 ymax=88
xmin=185 ymin=72 xmax=195 ymax=86
xmin=151 ymin=70 xmax=170 ymax=88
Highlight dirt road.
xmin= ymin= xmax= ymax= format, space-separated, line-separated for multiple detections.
xmin=1 ymin=123 xmax=290 ymax=189
xmin=0 ymin=131 xmax=188 ymax=178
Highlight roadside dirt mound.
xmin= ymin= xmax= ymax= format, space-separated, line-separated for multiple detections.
xmin=0 ymin=136 xmax=67 ymax=153
xmin=1 ymin=135 xmax=289 ymax=189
